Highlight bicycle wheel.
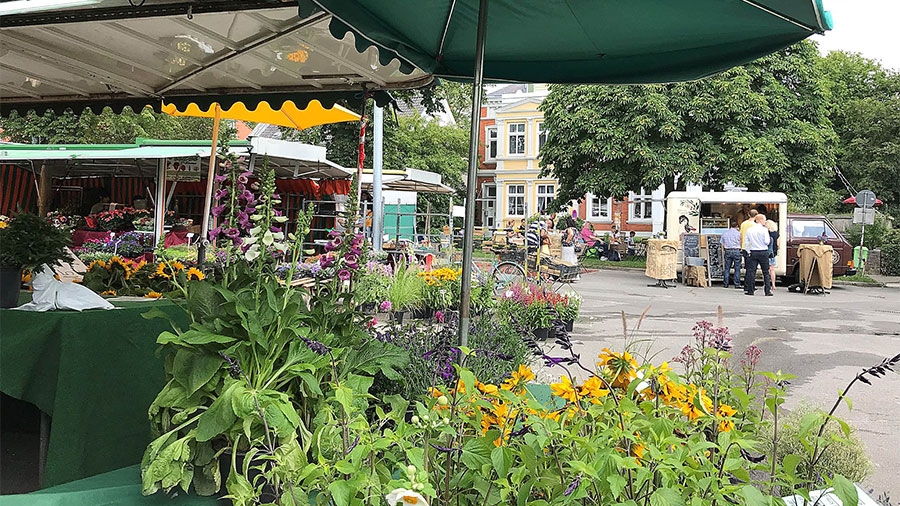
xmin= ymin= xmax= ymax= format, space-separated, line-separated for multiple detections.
xmin=491 ymin=261 xmax=526 ymax=295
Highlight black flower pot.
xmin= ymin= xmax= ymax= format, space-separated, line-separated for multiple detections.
xmin=564 ymin=319 xmax=575 ymax=332
xmin=392 ymin=311 xmax=406 ymax=325
xmin=412 ymin=307 xmax=434 ymax=320
xmin=0 ymin=266 xmax=22 ymax=309
xmin=360 ymin=302 xmax=376 ymax=314
xmin=532 ymin=327 xmax=550 ymax=341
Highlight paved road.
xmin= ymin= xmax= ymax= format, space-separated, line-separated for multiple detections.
xmin=546 ymin=269 xmax=900 ymax=497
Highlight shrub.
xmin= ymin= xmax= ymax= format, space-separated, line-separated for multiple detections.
xmin=881 ymin=243 xmax=900 ymax=275
xmin=757 ymin=403 xmax=873 ymax=484
xmin=843 ymin=216 xmax=895 ymax=250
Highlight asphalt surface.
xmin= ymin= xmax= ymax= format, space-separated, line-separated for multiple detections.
xmin=546 ymin=269 xmax=900 ymax=497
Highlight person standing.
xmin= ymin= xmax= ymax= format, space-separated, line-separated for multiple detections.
xmin=560 ymin=216 xmax=578 ymax=264
xmin=525 ymin=222 xmax=540 ymax=254
xmin=743 ymin=214 xmax=772 ymax=296
xmin=739 ymin=209 xmax=759 ymax=280
xmin=766 ymin=219 xmax=780 ymax=291
xmin=721 ymin=219 xmax=742 ymax=288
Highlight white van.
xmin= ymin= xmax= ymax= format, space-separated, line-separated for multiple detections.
xmin=666 ymin=192 xmax=788 ymax=277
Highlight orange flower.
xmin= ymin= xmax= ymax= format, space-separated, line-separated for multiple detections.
xmin=598 ymin=348 xmax=638 ymax=389
xmin=717 ymin=404 xmax=737 ymax=432
xmin=101 ymin=290 xmax=117 ymax=296
xmin=501 ymin=364 xmax=535 ymax=391
xmin=145 ymin=291 xmax=163 ymax=299
xmin=578 ymin=376 xmax=610 ymax=403
xmin=154 ymin=263 xmax=170 ymax=279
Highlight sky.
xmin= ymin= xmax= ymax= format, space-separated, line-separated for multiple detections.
xmin=813 ymin=0 xmax=900 ymax=70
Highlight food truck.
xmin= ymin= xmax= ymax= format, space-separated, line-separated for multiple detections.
xmin=666 ymin=191 xmax=789 ymax=278
xmin=665 ymin=191 xmax=857 ymax=282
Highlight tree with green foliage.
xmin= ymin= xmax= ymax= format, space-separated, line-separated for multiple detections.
xmin=0 ymin=106 xmax=235 ymax=144
xmin=538 ymin=41 xmax=837 ymax=212
xmin=819 ymin=51 xmax=900 ymax=217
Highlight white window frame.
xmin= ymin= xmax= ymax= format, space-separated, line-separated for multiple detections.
xmin=507 ymin=184 xmax=526 ymax=217
xmin=536 ymin=184 xmax=555 ymax=214
xmin=537 ymin=122 xmax=547 ymax=151
xmin=508 ymin=122 xmax=526 ymax=156
xmin=628 ymin=188 xmax=653 ymax=223
xmin=485 ymin=127 xmax=498 ymax=160
xmin=586 ymin=193 xmax=612 ymax=222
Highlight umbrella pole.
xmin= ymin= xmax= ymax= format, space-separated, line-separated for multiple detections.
xmin=198 ymin=104 xmax=221 ymax=265
xmin=458 ymin=0 xmax=489 ymax=349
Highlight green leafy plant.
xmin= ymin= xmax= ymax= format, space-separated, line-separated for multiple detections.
xmin=881 ymin=243 xmax=900 ymax=276
xmin=0 ymin=213 xmax=72 ymax=271
xmin=387 ymin=258 xmax=425 ymax=312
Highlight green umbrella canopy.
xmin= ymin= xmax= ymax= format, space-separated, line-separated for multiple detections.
xmin=310 ymin=0 xmax=832 ymax=83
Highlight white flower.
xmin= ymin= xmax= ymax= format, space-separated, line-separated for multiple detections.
xmin=385 ymin=489 xmax=428 ymax=506
xmin=244 ymin=244 xmax=261 ymax=262
xmin=504 ymin=290 xmax=514 ymax=299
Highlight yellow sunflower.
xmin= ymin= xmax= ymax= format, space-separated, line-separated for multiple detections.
xmin=186 ymin=267 xmax=204 ymax=281
xmin=171 ymin=261 xmax=186 ymax=272
xmin=100 ymin=290 xmax=117 ymax=296
xmin=145 ymin=291 xmax=163 ymax=299
xmin=87 ymin=260 xmax=107 ymax=271
xmin=154 ymin=262 xmax=171 ymax=279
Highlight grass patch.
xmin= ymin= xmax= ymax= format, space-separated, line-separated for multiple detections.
xmin=581 ymin=257 xmax=647 ymax=269
xmin=834 ymin=273 xmax=879 ymax=283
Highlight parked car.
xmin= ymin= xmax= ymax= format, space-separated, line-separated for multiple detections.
xmin=785 ymin=214 xmax=856 ymax=282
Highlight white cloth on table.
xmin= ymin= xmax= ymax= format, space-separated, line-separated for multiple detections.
xmin=561 ymin=246 xmax=577 ymax=264
xmin=14 ymin=266 xmax=114 ymax=312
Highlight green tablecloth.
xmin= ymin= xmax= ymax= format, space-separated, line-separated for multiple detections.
xmin=0 ymin=298 xmax=189 ymax=488
xmin=0 ymin=465 xmax=217 ymax=506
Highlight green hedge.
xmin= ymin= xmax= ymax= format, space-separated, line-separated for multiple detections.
xmin=881 ymin=243 xmax=900 ymax=276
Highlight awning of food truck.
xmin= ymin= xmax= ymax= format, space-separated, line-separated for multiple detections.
xmin=0 ymin=0 xmax=430 ymax=116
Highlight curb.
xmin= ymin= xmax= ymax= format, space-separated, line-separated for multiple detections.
xmin=584 ymin=265 xmax=645 ymax=272
xmin=832 ymin=280 xmax=887 ymax=288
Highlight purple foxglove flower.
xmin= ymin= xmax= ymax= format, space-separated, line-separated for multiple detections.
xmin=224 ymin=227 xmax=240 ymax=239
xmin=337 ymin=269 xmax=351 ymax=281
xmin=240 ymin=190 xmax=254 ymax=202
xmin=332 ymin=236 xmax=343 ymax=247
xmin=434 ymin=310 xmax=445 ymax=323
xmin=319 ymin=256 xmax=334 ymax=268
xmin=211 ymin=205 xmax=226 ymax=217
xmin=238 ymin=171 xmax=252 ymax=184
xmin=209 ymin=227 xmax=222 ymax=240
xmin=270 ymin=226 xmax=282 ymax=233
xmin=214 ymin=189 xmax=228 ymax=199
xmin=214 ymin=174 xmax=227 ymax=182
xmin=380 ymin=300 xmax=392 ymax=312
xmin=328 ymin=230 xmax=341 ymax=238
xmin=324 ymin=241 xmax=335 ymax=253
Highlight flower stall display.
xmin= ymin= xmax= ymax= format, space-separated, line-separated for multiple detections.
xmin=417 ymin=267 xmax=461 ymax=315
xmin=0 ymin=213 xmax=72 ymax=308
xmin=81 ymin=257 xmax=203 ymax=297
xmin=356 ymin=260 xmax=393 ymax=312
xmin=46 ymin=211 xmax=83 ymax=231
xmin=498 ymin=283 xmax=555 ymax=339
xmin=555 ymin=292 xmax=582 ymax=331
xmin=386 ymin=258 xmax=425 ymax=322
xmin=75 ymin=231 xmax=152 ymax=262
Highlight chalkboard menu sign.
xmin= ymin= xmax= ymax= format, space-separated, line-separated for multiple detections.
xmin=682 ymin=233 xmax=701 ymax=259
xmin=706 ymin=234 xmax=724 ymax=280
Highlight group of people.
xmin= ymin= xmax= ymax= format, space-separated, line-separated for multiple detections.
xmin=720 ymin=208 xmax=780 ymax=296
xmin=581 ymin=223 xmax=636 ymax=261
xmin=502 ymin=216 xmax=638 ymax=265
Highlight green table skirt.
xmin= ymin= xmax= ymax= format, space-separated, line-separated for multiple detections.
xmin=0 ymin=465 xmax=218 ymax=506
xmin=0 ymin=298 xmax=190 ymax=488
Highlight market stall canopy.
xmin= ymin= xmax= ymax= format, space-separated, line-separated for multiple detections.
xmin=0 ymin=138 xmax=352 ymax=179
xmin=309 ymin=0 xmax=832 ymax=83
xmin=162 ymin=100 xmax=360 ymax=130
xmin=360 ymin=168 xmax=455 ymax=194
xmin=842 ymin=196 xmax=883 ymax=207
xmin=0 ymin=0 xmax=430 ymax=115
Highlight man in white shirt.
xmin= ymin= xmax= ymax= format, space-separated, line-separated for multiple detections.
xmin=743 ymin=215 xmax=772 ymax=296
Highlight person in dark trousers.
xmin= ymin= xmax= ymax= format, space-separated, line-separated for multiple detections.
xmin=743 ymin=214 xmax=772 ymax=296
xmin=721 ymin=218 xmax=742 ymax=288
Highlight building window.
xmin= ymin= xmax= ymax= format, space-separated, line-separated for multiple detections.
xmin=508 ymin=123 xmax=525 ymax=155
xmin=536 ymin=184 xmax=555 ymax=213
xmin=507 ymin=184 xmax=525 ymax=216
xmin=538 ymin=122 xmax=547 ymax=150
xmin=629 ymin=188 xmax=652 ymax=222
xmin=586 ymin=193 xmax=610 ymax=220
xmin=485 ymin=127 xmax=497 ymax=160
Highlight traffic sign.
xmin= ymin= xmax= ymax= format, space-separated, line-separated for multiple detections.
xmin=853 ymin=208 xmax=875 ymax=225
xmin=856 ymin=190 xmax=876 ymax=208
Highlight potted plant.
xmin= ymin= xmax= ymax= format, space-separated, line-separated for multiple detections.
xmin=356 ymin=261 xmax=392 ymax=314
xmin=0 ymin=213 xmax=72 ymax=308
xmin=387 ymin=258 xmax=424 ymax=324
xmin=556 ymin=293 xmax=582 ymax=332
xmin=417 ymin=267 xmax=461 ymax=317
xmin=524 ymin=300 xmax=553 ymax=340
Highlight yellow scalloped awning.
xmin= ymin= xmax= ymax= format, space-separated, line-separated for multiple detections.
xmin=161 ymin=100 xmax=360 ymax=130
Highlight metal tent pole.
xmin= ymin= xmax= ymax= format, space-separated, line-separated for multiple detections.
xmin=373 ymin=105 xmax=385 ymax=251
xmin=458 ymin=0 xmax=489 ymax=348
xmin=154 ymin=158 xmax=166 ymax=248
xmin=197 ymin=104 xmax=221 ymax=265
